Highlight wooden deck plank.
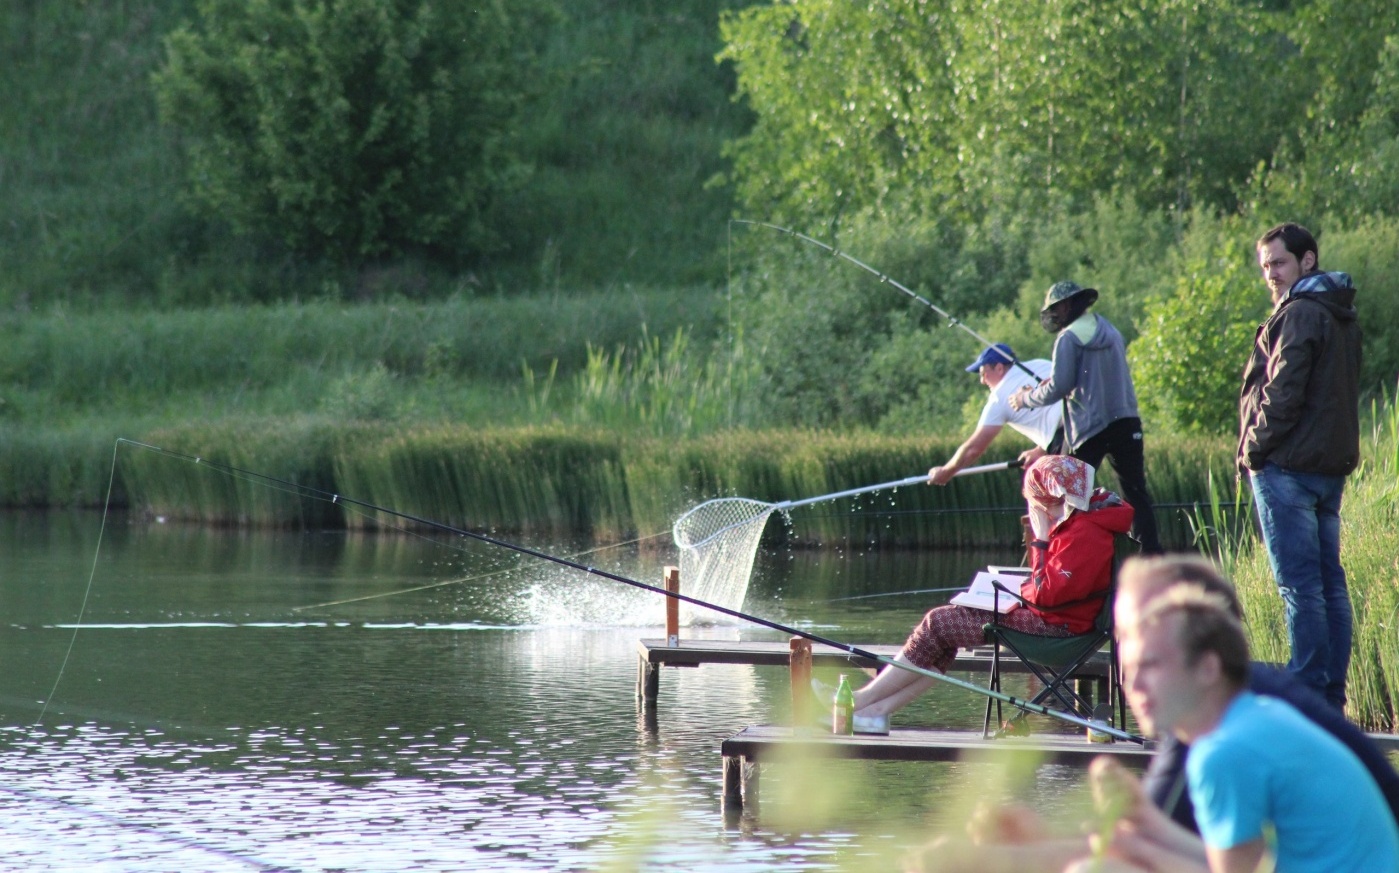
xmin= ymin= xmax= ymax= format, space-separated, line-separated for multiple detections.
xmin=722 ymin=724 xmax=1153 ymax=765
xmin=719 ymin=725 xmax=1152 ymax=808
xmin=636 ymin=638 xmax=1111 ymax=706
xmin=717 ymin=725 xmax=1399 ymax=808
xmin=637 ymin=638 xmax=1108 ymax=672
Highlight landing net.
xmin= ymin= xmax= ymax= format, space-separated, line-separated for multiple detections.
xmin=671 ymin=497 xmax=777 ymax=625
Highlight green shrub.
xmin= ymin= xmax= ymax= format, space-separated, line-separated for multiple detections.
xmin=153 ymin=0 xmax=543 ymax=265
xmin=1017 ymin=196 xmax=1180 ymax=341
xmin=1130 ymin=234 xmax=1267 ymax=435
xmin=728 ymin=209 xmax=1037 ymax=431
xmin=1318 ymin=216 xmax=1399 ymax=397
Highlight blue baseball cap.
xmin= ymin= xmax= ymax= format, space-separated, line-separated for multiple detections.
xmin=965 ymin=343 xmax=1015 ymax=373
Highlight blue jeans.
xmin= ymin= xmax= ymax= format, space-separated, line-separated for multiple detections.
xmin=1249 ymin=463 xmax=1351 ymax=708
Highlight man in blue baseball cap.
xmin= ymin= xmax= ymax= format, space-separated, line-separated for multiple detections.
xmin=928 ymin=343 xmax=1062 ymax=485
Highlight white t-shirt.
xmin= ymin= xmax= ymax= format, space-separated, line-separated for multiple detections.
xmin=977 ymin=358 xmax=1061 ymax=449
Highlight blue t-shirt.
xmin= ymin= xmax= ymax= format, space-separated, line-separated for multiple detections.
xmin=1143 ymin=664 xmax=1399 ymax=832
xmin=1188 ymin=692 xmax=1399 ymax=872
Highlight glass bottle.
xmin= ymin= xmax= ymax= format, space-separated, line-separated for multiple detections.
xmin=833 ymin=674 xmax=855 ymax=735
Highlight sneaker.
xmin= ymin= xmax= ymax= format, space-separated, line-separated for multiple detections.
xmin=852 ymin=713 xmax=890 ymax=735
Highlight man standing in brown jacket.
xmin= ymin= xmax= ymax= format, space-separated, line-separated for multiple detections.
xmin=1238 ymin=222 xmax=1362 ymax=710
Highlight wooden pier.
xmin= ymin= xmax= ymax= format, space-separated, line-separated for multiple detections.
xmin=636 ymin=638 xmax=1111 ymax=704
xmin=637 ymin=566 xmax=1110 ymax=708
xmin=720 ymin=725 xmax=1154 ymax=808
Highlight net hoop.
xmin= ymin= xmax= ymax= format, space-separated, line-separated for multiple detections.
xmin=671 ymin=498 xmax=779 ymax=625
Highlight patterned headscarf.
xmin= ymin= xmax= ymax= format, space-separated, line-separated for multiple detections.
xmin=1023 ymin=455 xmax=1096 ymax=540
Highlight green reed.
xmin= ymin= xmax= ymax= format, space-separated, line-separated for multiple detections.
xmin=120 ymin=418 xmax=353 ymax=528
xmin=332 ymin=425 xmax=636 ymax=541
xmin=521 ymin=325 xmax=764 ymax=437
xmin=0 ymin=427 xmax=128 ymax=508
xmin=103 ymin=419 xmax=1235 ymax=551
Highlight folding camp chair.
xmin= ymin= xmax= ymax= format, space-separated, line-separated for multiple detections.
xmin=979 ymin=571 xmax=1124 ymax=739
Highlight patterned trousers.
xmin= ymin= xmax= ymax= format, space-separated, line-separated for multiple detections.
xmin=902 ymin=604 xmax=1071 ymax=672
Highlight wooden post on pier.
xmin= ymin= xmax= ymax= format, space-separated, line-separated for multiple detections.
xmin=664 ymin=565 xmax=680 ymax=647
xmin=789 ymin=637 xmax=813 ymax=727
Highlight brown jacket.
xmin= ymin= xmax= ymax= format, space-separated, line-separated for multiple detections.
xmin=1237 ymin=272 xmax=1362 ymax=477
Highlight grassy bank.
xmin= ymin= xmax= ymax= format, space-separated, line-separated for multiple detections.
xmin=0 ymin=290 xmax=718 ymax=425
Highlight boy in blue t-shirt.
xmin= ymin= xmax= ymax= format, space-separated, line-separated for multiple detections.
xmin=1103 ymin=583 xmax=1399 ymax=872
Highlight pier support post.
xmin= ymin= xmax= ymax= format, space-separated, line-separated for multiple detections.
xmin=637 ymin=655 xmax=660 ymax=703
xmin=722 ymin=753 xmax=759 ymax=810
xmin=664 ymin=565 xmax=680 ymax=647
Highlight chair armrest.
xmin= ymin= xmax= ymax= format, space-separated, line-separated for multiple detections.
xmin=991 ymin=579 xmax=1110 ymax=616
xmin=988 ymin=580 xmax=1032 ymax=627
xmin=990 ymin=579 xmax=1033 ymax=608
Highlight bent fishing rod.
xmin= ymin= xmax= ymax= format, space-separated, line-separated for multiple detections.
xmin=117 ymin=438 xmax=1143 ymax=743
xmin=733 ymin=219 xmax=1040 ymax=382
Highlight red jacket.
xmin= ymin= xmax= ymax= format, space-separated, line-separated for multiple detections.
xmin=1019 ymin=498 xmax=1135 ymax=633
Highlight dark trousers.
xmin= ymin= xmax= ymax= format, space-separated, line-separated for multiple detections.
xmin=1074 ymin=416 xmax=1162 ymax=554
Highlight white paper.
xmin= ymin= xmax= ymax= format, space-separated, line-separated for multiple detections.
xmin=948 ymin=568 xmax=1029 ymax=613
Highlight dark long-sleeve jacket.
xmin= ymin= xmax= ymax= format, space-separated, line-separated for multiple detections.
xmin=1237 ymin=271 xmax=1362 ymax=477
xmin=1023 ymin=313 xmax=1139 ymax=451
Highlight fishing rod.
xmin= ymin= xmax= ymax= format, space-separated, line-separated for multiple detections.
xmin=675 ymin=459 xmax=1024 ymax=551
xmin=825 ymin=586 xmax=966 ymax=603
xmin=117 ymin=438 xmax=1143 ymax=743
xmin=734 ymin=219 xmax=1041 ymax=382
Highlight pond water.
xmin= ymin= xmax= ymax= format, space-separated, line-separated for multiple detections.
xmin=0 ymin=511 xmax=1102 ymax=871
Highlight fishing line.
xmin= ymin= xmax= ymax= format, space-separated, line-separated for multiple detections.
xmin=292 ymin=528 xmax=671 ymax=612
xmin=732 ymin=219 xmax=1041 ymax=380
xmin=13 ymin=438 xmax=282 ymax=868
xmin=33 ymin=440 xmax=121 ymax=727
xmin=117 ymin=438 xmax=1143 ymax=743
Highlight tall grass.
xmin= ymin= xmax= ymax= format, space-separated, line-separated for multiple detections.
xmin=0 ymin=291 xmax=717 ymax=419
xmin=1090 ymin=432 xmax=1238 ymax=549
xmin=1206 ymin=395 xmax=1399 ymax=731
xmin=0 ymin=428 xmax=130 ymax=508
xmin=523 ymin=325 xmax=763 ymax=436
xmin=333 ymin=426 xmax=636 ymax=541
xmin=119 ymin=419 xmax=356 ymax=528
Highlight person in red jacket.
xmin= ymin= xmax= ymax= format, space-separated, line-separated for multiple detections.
xmin=832 ymin=455 xmax=1133 ymax=733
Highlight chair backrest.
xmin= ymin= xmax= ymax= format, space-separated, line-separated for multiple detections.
xmin=1092 ymin=582 xmax=1116 ymax=633
xmin=1090 ymin=543 xmax=1125 ymax=634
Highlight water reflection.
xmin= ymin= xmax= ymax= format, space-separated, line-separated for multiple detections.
xmin=0 ymin=510 xmax=1086 ymax=871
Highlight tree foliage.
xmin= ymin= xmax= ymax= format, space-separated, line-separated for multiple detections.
xmin=718 ymin=0 xmax=1399 ymax=433
xmin=153 ymin=0 xmax=537 ymax=265
xmin=1129 ymin=232 xmax=1266 ymax=436
xmin=719 ymin=0 xmax=1294 ymax=227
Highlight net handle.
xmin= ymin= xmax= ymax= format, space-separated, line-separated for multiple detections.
xmin=776 ymin=458 xmax=1024 ymax=511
